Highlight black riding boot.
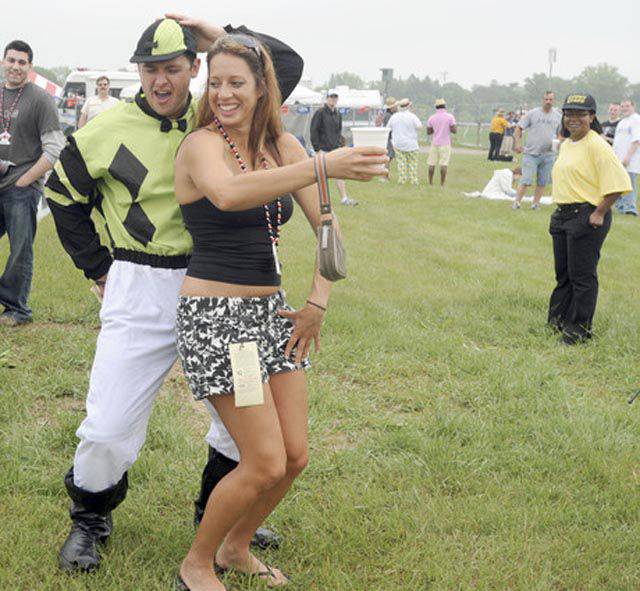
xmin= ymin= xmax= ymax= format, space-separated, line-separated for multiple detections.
xmin=59 ymin=468 xmax=128 ymax=572
xmin=194 ymin=447 xmax=282 ymax=550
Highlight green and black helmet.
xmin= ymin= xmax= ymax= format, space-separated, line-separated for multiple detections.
xmin=130 ymin=18 xmax=197 ymax=63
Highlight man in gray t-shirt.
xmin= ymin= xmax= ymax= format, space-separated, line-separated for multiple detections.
xmin=0 ymin=40 xmax=64 ymax=325
xmin=513 ymin=91 xmax=562 ymax=210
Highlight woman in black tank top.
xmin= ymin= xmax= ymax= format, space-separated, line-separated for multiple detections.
xmin=174 ymin=34 xmax=387 ymax=591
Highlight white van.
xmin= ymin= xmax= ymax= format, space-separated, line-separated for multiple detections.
xmin=59 ymin=70 xmax=141 ymax=132
xmin=62 ymin=69 xmax=141 ymax=101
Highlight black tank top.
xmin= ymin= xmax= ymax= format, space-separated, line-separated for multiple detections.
xmin=181 ymin=195 xmax=294 ymax=286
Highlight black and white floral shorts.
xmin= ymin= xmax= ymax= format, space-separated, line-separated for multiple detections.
xmin=176 ymin=291 xmax=310 ymax=400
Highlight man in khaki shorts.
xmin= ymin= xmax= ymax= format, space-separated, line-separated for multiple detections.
xmin=427 ymin=98 xmax=456 ymax=187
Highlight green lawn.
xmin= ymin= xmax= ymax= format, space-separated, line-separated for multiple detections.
xmin=1 ymin=154 xmax=639 ymax=590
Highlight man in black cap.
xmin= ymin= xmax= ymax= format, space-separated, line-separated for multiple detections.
xmin=45 ymin=14 xmax=302 ymax=573
xmin=310 ymin=90 xmax=358 ymax=205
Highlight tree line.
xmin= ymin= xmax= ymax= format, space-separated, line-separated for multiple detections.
xmin=325 ymin=64 xmax=640 ymax=122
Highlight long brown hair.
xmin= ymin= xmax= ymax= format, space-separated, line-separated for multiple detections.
xmin=197 ymin=35 xmax=283 ymax=167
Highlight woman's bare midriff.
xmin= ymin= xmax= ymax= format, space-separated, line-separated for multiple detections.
xmin=180 ymin=276 xmax=280 ymax=298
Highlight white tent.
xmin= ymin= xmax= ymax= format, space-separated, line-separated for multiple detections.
xmin=284 ymin=85 xmax=323 ymax=106
xmin=329 ymin=85 xmax=382 ymax=109
xmin=281 ymin=86 xmax=383 ymax=149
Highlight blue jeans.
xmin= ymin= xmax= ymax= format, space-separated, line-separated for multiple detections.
xmin=0 ymin=184 xmax=40 ymax=320
xmin=519 ymin=152 xmax=556 ymax=187
xmin=614 ymin=171 xmax=638 ymax=215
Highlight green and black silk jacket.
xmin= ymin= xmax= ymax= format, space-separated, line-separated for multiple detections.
xmin=46 ymin=25 xmax=303 ymax=280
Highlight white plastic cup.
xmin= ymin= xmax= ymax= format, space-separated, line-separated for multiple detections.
xmin=552 ymin=138 xmax=560 ymax=153
xmin=351 ymin=127 xmax=391 ymax=149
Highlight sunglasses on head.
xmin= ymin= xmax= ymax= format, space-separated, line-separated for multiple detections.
xmin=227 ymin=34 xmax=262 ymax=59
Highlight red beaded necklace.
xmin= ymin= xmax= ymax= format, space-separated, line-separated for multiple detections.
xmin=211 ymin=115 xmax=282 ymax=250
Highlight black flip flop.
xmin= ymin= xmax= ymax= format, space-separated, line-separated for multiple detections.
xmin=214 ymin=562 xmax=228 ymax=576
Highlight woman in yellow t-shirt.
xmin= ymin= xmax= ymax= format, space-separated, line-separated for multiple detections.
xmin=548 ymin=94 xmax=632 ymax=344
xmin=488 ymin=109 xmax=511 ymax=160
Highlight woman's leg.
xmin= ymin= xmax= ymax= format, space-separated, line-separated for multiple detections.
xmin=548 ymin=210 xmax=572 ymax=329
xmin=563 ymin=210 xmax=611 ymax=340
xmin=180 ymin=386 xmax=287 ymax=590
xmin=218 ymin=370 xmax=308 ymax=569
xmin=488 ymin=132 xmax=497 ymax=160
xmin=495 ymin=134 xmax=504 ymax=158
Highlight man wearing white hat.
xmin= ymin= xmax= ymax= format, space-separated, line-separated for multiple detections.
xmin=382 ymin=96 xmax=398 ymax=160
xmin=427 ymin=98 xmax=456 ymax=187
xmin=388 ymin=98 xmax=422 ymax=185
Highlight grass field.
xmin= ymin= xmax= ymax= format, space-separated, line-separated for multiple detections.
xmin=1 ymin=153 xmax=639 ymax=590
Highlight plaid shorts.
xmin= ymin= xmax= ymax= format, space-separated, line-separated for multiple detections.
xmin=176 ymin=291 xmax=310 ymax=400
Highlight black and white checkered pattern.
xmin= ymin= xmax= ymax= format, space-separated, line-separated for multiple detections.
xmin=176 ymin=291 xmax=310 ymax=400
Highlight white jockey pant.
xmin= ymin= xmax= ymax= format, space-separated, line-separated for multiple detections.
xmin=73 ymin=261 xmax=239 ymax=493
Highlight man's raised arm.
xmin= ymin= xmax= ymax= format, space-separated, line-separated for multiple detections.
xmin=164 ymin=15 xmax=304 ymax=105
xmin=223 ymin=25 xmax=303 ymax=103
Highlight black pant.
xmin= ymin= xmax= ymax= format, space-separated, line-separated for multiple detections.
xmin=548 ymin=203 xmax=611 ymax=339
xmin=488 ymin=132 xmax=503 ymax=160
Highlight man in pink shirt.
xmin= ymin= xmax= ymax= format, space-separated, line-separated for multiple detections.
xmin=427 ymin=98 xmax=457 ymax=187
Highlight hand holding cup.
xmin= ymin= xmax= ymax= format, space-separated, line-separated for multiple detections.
xmin=324 ymin=146 xmax=389 ymax=181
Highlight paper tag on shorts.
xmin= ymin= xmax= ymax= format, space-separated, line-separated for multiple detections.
xmin=272 ymin=243 xmax=281 ymax=275
xmin=229 ymin=341 xmax=264 ymax=407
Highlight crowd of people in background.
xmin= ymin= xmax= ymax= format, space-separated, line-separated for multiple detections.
xmin=378 ymin=96 xmax=457 ymax=187
xmin=372 ymin=90 xmax=638 ymax=221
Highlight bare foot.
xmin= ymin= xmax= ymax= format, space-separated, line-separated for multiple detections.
xmin=180 ymin=556 xmax=226 ymax=591
xmin=216 ymin=543 xmax=289 ymax=587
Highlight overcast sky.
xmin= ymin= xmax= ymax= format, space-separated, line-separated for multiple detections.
xmin=3 ymin=0 xmax=639 ymax=88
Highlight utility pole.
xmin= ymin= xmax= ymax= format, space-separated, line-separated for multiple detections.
xmin=380 ymin=68 xmax=393 ymax=100
xmin=440 ymin=71 xmax=448 ymax=85
xmin=548 ymin=48 xmax=557 ymax=80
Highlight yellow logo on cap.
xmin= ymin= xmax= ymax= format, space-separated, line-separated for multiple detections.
xmin=566 ymin=95 xmax=587 ymax=103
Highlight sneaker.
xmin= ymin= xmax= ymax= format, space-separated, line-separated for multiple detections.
xmin=531 ymin=203 xmax=540 ymax=210
xmin=341 ymin=197 xmax=359 ymax=206
xmin=511 ymin=201 xmax=521 ymax=210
